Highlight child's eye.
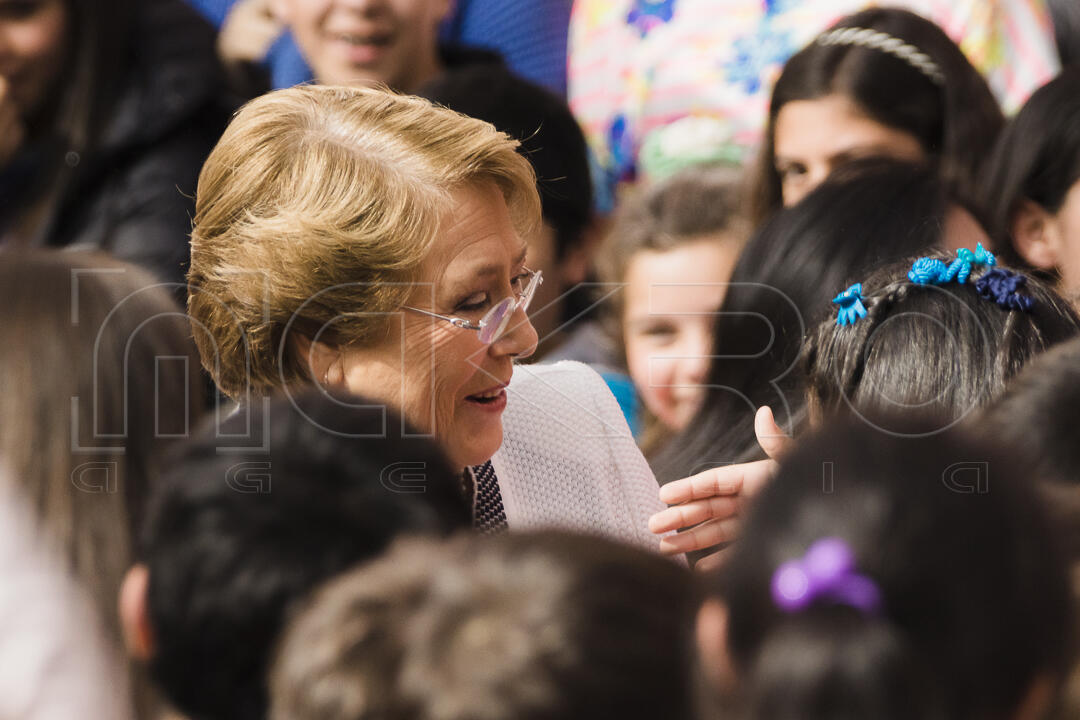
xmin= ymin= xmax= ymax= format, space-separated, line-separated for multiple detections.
xmin=644 ymin=325 xmax=677 ymax=337
xmin=777 ymin=161 xmax=808 ymax=181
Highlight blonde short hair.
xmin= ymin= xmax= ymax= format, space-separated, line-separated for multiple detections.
xmin=188 ymin=85 xmax=540 ymax=399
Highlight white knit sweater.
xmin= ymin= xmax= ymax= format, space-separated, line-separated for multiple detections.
xmin=488 ymin=361 xmax=668 ymax=553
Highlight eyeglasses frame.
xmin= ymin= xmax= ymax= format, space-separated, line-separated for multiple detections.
xmin=402 ymin=268 xmax=543 ymax=345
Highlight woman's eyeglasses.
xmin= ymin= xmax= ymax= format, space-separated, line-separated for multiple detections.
xmin=403 ymin=269 xmax=543 ymax=345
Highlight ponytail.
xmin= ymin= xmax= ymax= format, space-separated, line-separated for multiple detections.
xmin=746 ymin=609 xmax=945 ymax=720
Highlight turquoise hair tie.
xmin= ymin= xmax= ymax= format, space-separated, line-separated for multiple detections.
xmin=833 ymin=283 xmax=868 ymax=326
xmin=908 ymin=257 xmax=949 ymax=284
xmin=974 ymin=242 xmax=996 ymax=267
xmin=909 ymin=245 xmax=996 ymax=286
xmin=944 ymin=243 xmax=997 ymax=284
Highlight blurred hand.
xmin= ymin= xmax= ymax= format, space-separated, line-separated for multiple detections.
xmin=649 ymin=406 xmax=792 ymax=562
xmin=217 ymin=0 xmax=285 ymax=65
xmin=0 ymin=76 xmax=26 ymax=167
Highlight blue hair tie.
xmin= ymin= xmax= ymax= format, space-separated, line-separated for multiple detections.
xmin=975 ymin=268 xmax=1035 ymax=312
xmin=833 ymin=283 xmax=867 ymax=326
xmin=945 ymin=243 xmax=997 ymax=284
xmin=908 ymin=257 xmax=949 ymax=284
xmin=974 ymin=242 xmax=996 ymax=268
xmin=909 ymin=245 xmax=997 ymax=286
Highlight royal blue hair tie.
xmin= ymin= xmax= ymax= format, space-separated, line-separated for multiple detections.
xmin=975 ymin=268 xmax=1035 ymax=312
xmin=832 ymin=283 xmax=867 ymax=326
xmin=908 ymin=257 xmax=949 ymax=285
xmin=771 ymin=538 xmax=882 ymax=615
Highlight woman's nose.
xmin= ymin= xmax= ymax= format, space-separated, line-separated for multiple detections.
xmin=493 ymin=304 xmax=539 ymax=359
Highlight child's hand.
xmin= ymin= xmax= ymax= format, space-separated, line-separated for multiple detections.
xmin=218 ymin=0 xmax=284 ymax=65
xmin=649 ymin=406 xmax=791 ymax=560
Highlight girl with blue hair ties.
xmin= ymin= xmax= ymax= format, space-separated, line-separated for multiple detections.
xmin=653 ymin=245 xmax=1080 ymax=568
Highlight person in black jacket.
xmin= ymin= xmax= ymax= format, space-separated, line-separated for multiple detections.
xmin=0 ymin=0 xmax=233 ymax=287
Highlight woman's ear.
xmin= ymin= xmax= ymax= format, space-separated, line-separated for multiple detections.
xmin=118 ymin=565 xmax=155 ymax=661
xmin=292 ymin=334 xmax=343 ymax=387
xmin=1012 ymin=199 xmax=1062 ymax=271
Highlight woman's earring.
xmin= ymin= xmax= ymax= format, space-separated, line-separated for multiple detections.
xmin=323 ymin=368 xmax=329 ymax=385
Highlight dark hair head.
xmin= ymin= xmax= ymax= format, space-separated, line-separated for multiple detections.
xmin=39 ymin=0 xmax=135 ymax=144
xmin=717 ymin=418 xmax=1073 ymax=720
xmin=981 ymin=66 xmax=1080 ymax=270
xmin=1049 ymin=0 xmax=1080 ymax=67
xmin=0 ymin=248 xmax=199 ymax=719
xmin=419 ymin=65 xmax=593 ymax=260
xmin=803 ymin=255 xmax=1080 ymax=434
xmin=270 ymin=531 xmax=701 ymax=720
xmin=142 ymin=389 xmax=471 ymax=720
xmin=599 ymin=162 xmax=748 ymax=315
xmin=653 ymin=160 xmax=953 ymax=480
xmin=977 ymin=335 xmax=1080 ymax=486
xmin=749 ymin=7 xmax=1003 ymax=224
xmin=0 ymin=248 xmax=198 ymax=629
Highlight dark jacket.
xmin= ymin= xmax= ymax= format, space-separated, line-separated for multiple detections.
xmin=9 ymin=0 xmax=233 ymax=287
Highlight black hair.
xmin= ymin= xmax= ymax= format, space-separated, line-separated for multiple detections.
xmin=981 ymin=66 xmax=1080 ymax=271
xmin=1049 ymin=0 xmax=1080 ymax=67
xmin=599 ymin=162 xmax=747 ymax=329
xmin=803 ymin=255 xmax=1080 ymax=434
xmin=652 ymin=160 xmax=953 ymax=481
xmin=978 ymin=336 xmax=1080 ymax=486
xmin=748 ymin=7 xmax=1004 ymax=224
xmin=716 ymin=418 xmax=1073 ymax=720
xmin=419 ymin=65 xmax=593 ymax=262
xmin=141 ymin=389 xmax=471 ymax=720
xmin=13 ymin=0 xmax=135 ymax=239
xmin=270 ymin=531 xmax=702 ymax=720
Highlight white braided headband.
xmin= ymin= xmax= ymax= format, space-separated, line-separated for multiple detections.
xmin=816 ymin=27 xmax=945 ymax=86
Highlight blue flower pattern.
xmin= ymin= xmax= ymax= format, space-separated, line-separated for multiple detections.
xmin=626 ymin=0 xmax=677 ymax=38
xmin=725 ymin=24 xmax=794 ymax=94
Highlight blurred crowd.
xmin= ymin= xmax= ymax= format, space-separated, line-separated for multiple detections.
xmin=3 ymin=1 xmax=1080 ymax=719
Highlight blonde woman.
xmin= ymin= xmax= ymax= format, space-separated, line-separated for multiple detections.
xmin=188 ymin=85 xmax=664 ymax=548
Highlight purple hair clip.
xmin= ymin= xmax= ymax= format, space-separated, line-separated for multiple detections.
xmin=832 ymin=283 xmax=867 ymax=326
xmin=975 ymin=268 xmax=1035 ymax=312
xmin=771 ymin=538 xmax=882 ymax=615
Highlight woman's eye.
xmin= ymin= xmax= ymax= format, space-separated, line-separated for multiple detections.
xmin=510 ymin=272 xmax=530 ymax=292
xmin=456 ymin=294 xmax=489 ymax=313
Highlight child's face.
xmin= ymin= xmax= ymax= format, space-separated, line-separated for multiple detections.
xmin=0 ymin=0 xmax=68 ymax=121
xmin=270 ymin=0 xmax=449 ymax=91
xmin=1053 ymin=180 xmax=1080 ymax=300
xmin=773 ymin=93 xmax=925 ymax=207
xmin=622 ymin=239 xmax=740 ymax=431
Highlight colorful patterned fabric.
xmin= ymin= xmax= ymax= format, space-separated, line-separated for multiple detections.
xmin=569 ymin=0 xmax=1060 ymax=201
